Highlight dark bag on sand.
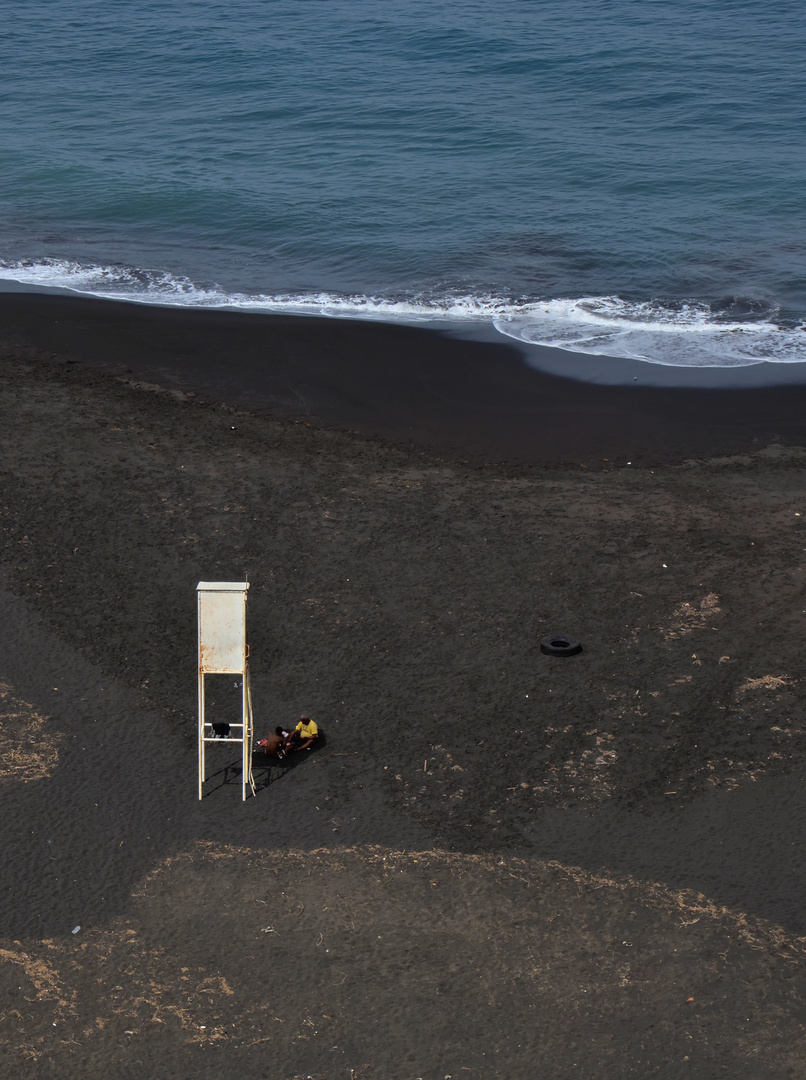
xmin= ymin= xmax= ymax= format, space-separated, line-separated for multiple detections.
xmin=212 ymin=722 xmax=231 ymax=738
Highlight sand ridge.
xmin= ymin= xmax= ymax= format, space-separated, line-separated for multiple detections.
xmin=3 ymin=842 xmax=806 ymax=1079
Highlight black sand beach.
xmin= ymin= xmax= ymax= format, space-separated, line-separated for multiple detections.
xmin=2 ymin=293 xmax=806 ymax=1078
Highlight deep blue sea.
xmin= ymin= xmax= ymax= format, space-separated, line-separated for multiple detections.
xmin=1 ymin=0 xmax=804 ymax=368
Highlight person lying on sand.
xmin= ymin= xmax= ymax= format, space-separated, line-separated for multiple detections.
xmin=288 ymin=714 xmax=319 ymax=752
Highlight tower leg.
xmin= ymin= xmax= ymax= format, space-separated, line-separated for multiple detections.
xmin=242 ymin=672 xmax=249 ymax=800
xmin=198 ymin=671 xmax=206 ymax=800
xmin=246 ymin=667 xmax=256 ymax=798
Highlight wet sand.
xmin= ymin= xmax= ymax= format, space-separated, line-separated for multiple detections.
xmin=2 ymin=294 xmax=806 ymax=1078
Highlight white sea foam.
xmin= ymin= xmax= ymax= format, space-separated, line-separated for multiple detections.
xmin=494 ymin=297 xmax=806 ymax=368
xmin=1 ymin=259 xmax=804 ymax=369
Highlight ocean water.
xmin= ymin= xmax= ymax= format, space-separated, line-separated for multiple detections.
xmin=1 ymin=0 xmax=804 ymax=368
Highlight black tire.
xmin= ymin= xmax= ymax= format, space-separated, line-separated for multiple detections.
xmin=540 ymin=634 xmax=582 ymax=657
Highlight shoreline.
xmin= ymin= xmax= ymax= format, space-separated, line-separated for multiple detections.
xmin=3 ymin=289 xmax=806 ymax=467
xmin=448 ymin=320 xmax=806 ymax=388
xmin=4 ymin=277 xmax=806 ymax=391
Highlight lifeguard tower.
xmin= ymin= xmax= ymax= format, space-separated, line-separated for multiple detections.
xmin=197 ymin=581 xmax=255 ymax=800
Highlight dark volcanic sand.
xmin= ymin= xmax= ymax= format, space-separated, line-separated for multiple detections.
xmin=2 ymin=294 xmax=806 ymax=1079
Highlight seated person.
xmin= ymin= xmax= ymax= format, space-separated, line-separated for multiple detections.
xmin=257 ymin=730 xmax=288 ymax=759
xmin=288 ymin=714 xmax=319 ymax=751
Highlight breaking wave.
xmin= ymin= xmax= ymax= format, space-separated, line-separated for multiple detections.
xmin=494 ymin=297 xmax=806 ymax=368
xmin=1 ymin=258 xmax=804 ymax=369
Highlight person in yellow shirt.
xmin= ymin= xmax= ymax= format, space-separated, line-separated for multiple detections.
xmin=290 ymin=714 xmax=318 ymax=752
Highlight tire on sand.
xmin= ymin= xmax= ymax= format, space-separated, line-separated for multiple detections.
xmin=540 ymin=634 xmax=582 ymax=657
